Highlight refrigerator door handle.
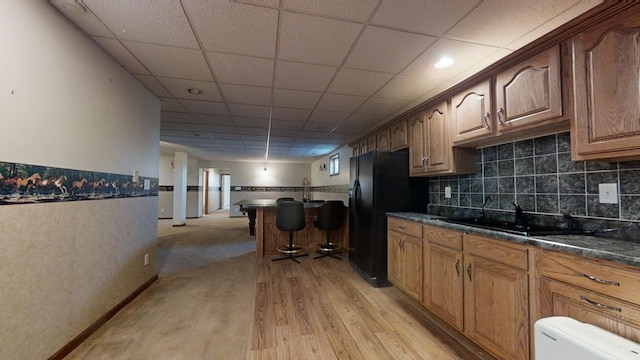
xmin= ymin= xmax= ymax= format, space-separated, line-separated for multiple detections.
xmin=353 ymin=179 xmax=359 ymax=210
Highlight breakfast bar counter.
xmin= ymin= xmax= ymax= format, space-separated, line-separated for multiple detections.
xmin=235 ymin=199 xmax=348 ymax=258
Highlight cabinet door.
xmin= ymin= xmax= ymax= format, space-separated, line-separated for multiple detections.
xmin=464 ymin=255 xmax=529 ymax=360
xmin=424 ymin=243 xmax=464 ymax=331
xmin=572 ymin=9 xmax=640 ymax=160
xmin=495 ymin=45 xmax=562 ymax=132
xmin=426 ymin=101 xmax=450 ymax=173
xmin=387 ymin=231 xmax=403 ymax=286
xmin=367 ymin=135 xmax=377 ymax=152
xmin=389 ymin=120 xmax=408 ymax=150
xmin=359 ymin=140 xmax=368 ymax=155
xmin=451 ymin=80 xmax=494 ymax=144
xmin=408 ymin=113 xmax=427 ymax=175
xmin=376 ymin=129 xmax=390 ymax=151
xmin=540 ymin=278 xmax=640 ymax=343
xmin=403 ymin=235 xmax=423 ymax=302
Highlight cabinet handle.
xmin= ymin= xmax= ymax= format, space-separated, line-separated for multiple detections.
xmin=579 ymin=295 xmax=622 ymax=313
xmin=483 ymin=112 xmax=491 ymax=128
xmin=398 ymin=225 xmax=407 ymax=229
xmin=455 ymin=259 xmax=460 ymax=276
xmin=578 ymin=272 xmax=620 ymax=287
xmin=497 ymin=107 xmax=506 ymax=125
xmin=466 ymin=263 xmax=472 ymax=281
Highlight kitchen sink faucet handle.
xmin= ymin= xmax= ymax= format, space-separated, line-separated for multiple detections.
xmin=512 ymin=202 xmax=525 ymax=225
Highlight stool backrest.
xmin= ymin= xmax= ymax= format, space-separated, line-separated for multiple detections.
xmin=315 ymin=200 xmax=344 ymax=230
xmin=276 ymin=201 xmax=305 ymax=231
xmin=276 ymin=197 xmax=294 ymax=205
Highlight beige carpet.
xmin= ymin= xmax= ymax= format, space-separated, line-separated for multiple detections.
xmin=65 ymin=211 xmax=257 ymax=360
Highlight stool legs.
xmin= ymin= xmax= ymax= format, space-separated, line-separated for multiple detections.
xmin=313 ymin=229 xmax=342 ymax=260
xmin=272 ymin=231 xmax=308 ymax=263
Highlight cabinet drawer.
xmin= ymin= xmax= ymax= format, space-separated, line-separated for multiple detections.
xmin=424 ymin=224 xmax=463 ymax=250
xmin=388 ymin=218 xmax=422 ymax=238
xmin=539 ymin=250 xmax=640 ymax=304
xmin=542 ymin=278 xmax=640 ymax=335
xmin=464 ymin=234 xmax=528 ymax=270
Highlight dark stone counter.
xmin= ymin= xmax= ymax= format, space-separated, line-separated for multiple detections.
xmin=388 ymin=212 xmax=640 ymax=268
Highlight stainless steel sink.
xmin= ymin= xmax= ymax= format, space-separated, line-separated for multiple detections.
xmin=439 ymin=217 xmax=586 ymax=237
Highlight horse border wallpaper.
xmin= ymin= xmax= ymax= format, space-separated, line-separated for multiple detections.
xmin=0 ymin=161 xmax=158 ymax=205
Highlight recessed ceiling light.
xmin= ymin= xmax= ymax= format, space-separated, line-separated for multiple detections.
xmin=434 ymin=57 xmax=454 ymax=69
xmin=188 ymin=88 xmax=202 ymax=94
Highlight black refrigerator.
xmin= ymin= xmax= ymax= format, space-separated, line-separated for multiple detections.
xmin=348 ymin=150 xmax=429 ymax=287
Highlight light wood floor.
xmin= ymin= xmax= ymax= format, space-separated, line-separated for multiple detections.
xmin=249 ymin=255 xmax=463 ymax=360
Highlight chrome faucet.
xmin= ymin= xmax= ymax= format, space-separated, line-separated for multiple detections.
xmin=481 ymin=196 xmax=492 ymax=219
xmin=513 ymin=202 xmax=525 ymax=226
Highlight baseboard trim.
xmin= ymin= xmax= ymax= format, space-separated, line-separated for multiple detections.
xmin=48 ymin=274 xmax=158 ymax=360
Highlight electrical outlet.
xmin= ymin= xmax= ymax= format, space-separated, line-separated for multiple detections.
xmin=599 ymin=183 xmax=618 ymax=204
xmin=144 ymin=253 xmax=149 ymax=266
xmin=445 ymin=186 xmax=452 ymax=199
xmin=160 ymin=208 xmax=164 ymax=213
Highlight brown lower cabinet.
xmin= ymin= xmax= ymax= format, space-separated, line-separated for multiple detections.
xmin=389 ymin=219 xmax=640 ymax=360
xmin=421 ymin=224 xmax=530 ymax=360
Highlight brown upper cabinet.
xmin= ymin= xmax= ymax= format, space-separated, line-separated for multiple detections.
xmin=452 ymin=45 xmax=566 ymax=146
xmin=451 ymin=79 xmax=494 ymax=145
xmin=367 ymin=134 xmax=376 ymax=153
xmin=571 ymin=7 xmax=640 ymax=161
xmin=389 ymin=119 xmax=408 ymax=151
xmin=376 ymin=128 xmax=390 ymax=151
xmin=410 ymin=102 xmax=475 ymax=176
xmin=495 ymin=45 xmax=562 ymax=132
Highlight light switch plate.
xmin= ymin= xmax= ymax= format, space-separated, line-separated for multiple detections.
xmin=599 ymin=183 xmax=618 ymax=204
xmin=445 ymin=186 xmax=451 ymax=199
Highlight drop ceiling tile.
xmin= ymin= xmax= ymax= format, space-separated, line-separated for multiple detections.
xmin=157 ymin=77 xmax=222 ymax=101
xmin=356 ymin=98 xmax=409 ymax=115
xmin=92 ymin=37 xmax=148 ymax=74
xmin=334 ymin=122 xmax=370 ymax=133
xmin=50 ymin=0 xmax=114 ymax=37
xmin=233 ymin=117 xmax=269 ymax=128
xmin=179 ymin=99 xmax=229 ymax=115
xmin=182 ymin=0 xmax=277 ymax=57
xmin=375 ymin=75 xmax=434 ymax=101
xmin=282 ymin=0 xmax=378 ymax=22
xmin=308 ymin=110 xmax=350 ymax=123
xmin=161 ymin=112 xmax=193 ymax=122
xmin=272 ymin=89 xmax=322 ymax=109
xmin=228 ymin=104 xmax=270 ymax=118
xmin=238 ymin=128 xmax=268 ymax=136
xmin=278 ymin=12 xmax=363 ymax=66
xmin=344 ymin=113 xmax=385 ymax=125
xmin=271 ymin=107 xmax=312 ymax=122
xmin=124 ymin=42 xmax=213 ymax=80
xmin=133 ymin=74 xmax=171 ymax=97
xmin=303 ymin=122 xmax=337 ymax=132
xmin=271 ymin=128 xmax=302 ymax=137
xmin=371 ymin=0 xmax=481 ymax=36
xmin=220 ymin=84 xmax=271 ymax=106
xmin=316 ymin=93 xmax=367 ymax=112
xmin=159 ymin=97 xmax=187 ymax=112
xmin=275 ymin=61 xmax=337 ymax=92
xmin=506 ymin=1 xmax=602 ymax=50
xmin=190 ymin=114 xmax=235 ymax=126
xmin=208 ymin=52 xmax=274 ymax=87
xmin=344 ymin=26 xmax=436 ymax=73
xmin=446 ymin=0 xmax=580 ymax=47
xmin=84 ymin=0 xmax=199 ymax=48
xmin=327 ymin=68 xmax=393 ymax=96
xmin=271 ymin=119 xmax=304 ymax=130
xmin=237 ymin=0 xmax=280 ymax=6
xmin=402 ymin=38 xmax=500 ymax=79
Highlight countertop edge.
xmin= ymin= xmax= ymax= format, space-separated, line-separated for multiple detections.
xmin=387 ymin=212 xmax=640 ymax=269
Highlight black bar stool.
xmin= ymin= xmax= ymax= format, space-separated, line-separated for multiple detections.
xmin=273 ymin=200 xmax=308 ymax=263
xmin=313 ymin=200 xmax=345 ymax=260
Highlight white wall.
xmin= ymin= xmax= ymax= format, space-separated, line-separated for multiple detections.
xmin=309 ymin=145 xmax=352 ymax=204
xmin=0 ymin=2 xmax=160 ymax=359
xmin=207 ymin=161 xmax=311 ymax=216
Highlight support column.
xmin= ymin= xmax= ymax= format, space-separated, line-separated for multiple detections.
xmin=173 ymin=152 xmax=187 ymax=226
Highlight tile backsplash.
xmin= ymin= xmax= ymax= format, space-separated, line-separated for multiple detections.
xmin=429 ymin=132 xmax=640 ymax=231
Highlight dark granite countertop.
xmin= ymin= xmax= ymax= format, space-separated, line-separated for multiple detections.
xmin=388 ymin=212 xmax=640 ymax=269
